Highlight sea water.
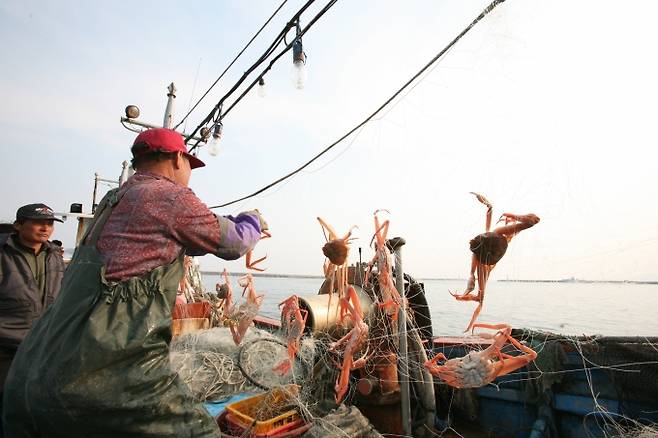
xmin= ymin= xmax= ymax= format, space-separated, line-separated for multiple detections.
xmin=202 ymin=275 xmax=658 ymax=337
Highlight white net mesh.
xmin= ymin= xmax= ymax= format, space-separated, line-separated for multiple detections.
xmin=170 ymin=326 xmax=316 ymax=401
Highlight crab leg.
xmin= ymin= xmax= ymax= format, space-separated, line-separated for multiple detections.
xmin=424 ymin=353 xmax=463 ymax=387
xmin=454 ymin=255 xmax=494 ymax=331
xmin=493 ymin=213 xmax=540 ymax=238
xmin=317 ymin=217 xmax=339 ymax=241
xmin=464 ymin=302 xmax=483 ymax=333
xmin=245 ymin=251 xmax=267 ymax=271
xmin=473 ymin=323 xmax=537 ymax=377
xmin=331 ymin=286 xmax=368 ymax=403
xmin=244 ymin=231 xmax=271 ymax=272
xmin=470 ymin=192 xmax=493 ymax=232
xmin=228 ymin=275 xmax=263 ymax=345
xmin=273 ymin=296 xmax=308 ymax=375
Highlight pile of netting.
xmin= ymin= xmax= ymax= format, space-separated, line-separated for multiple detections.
xmin=170 ymin=326 xmax=317 ymax=401
xmin=168 ymin=312 xmax=392 ymax=436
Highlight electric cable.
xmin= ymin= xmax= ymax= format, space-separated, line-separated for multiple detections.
xmin=174 ymin=0 xmax=290 ymax=131
xmin=209 ymin=0 xmax=507 ymax=209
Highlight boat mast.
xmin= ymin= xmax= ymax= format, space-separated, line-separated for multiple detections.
xmin=163 ymin=83 xmax=176 ymax=129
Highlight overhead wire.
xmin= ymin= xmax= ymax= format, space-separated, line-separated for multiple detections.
xmin=182 ymin=57 xmax=203 ymax=133
xmin=174 ymin=0 xmax=290 ymax=131
xmin=186 ymin=0 xmax=321 ymax=148
xmin=209 ymin=0 xmax=507 ymax=209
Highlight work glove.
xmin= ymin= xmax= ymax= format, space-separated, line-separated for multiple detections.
xmin=244 ymin=209 xmax=268 ymax=233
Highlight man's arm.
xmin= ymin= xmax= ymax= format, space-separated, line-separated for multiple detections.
xmin=212 ymin=212 xmax=262 ymax=260
xmin=170 ymin=190 xmax=262 ymax=260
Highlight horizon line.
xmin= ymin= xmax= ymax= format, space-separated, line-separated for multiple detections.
xmin=199 ymin=271 xmax=657 ymax=285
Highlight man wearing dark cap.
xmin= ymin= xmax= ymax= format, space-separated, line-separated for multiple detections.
xmin=4 ymin=129 xmax=267 ymax=437
xmin=0 ymin=203 xmax=65 ymax=436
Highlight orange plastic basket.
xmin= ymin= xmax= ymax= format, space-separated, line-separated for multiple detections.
xmin=224 ymin=385 xmax=302 ymax=436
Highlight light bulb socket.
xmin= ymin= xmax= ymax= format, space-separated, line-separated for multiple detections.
xmin=292 ymin=40 xmax=306 ymax=64
xmin=212 ymin=122 xmax=223 ymax=139
xmin=258 ymin=77 xmax=265 ymax=86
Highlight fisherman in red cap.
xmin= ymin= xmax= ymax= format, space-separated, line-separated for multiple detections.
xmin=4 ymin=128 xmax=267 ymax=436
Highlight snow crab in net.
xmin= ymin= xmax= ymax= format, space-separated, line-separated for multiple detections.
xmin=215 ymin=270 xmax=263 ymax=345
xmin=273 ymin=295 xmax=308 ymax=375
xmin=317 ymin=217 xmax=362 ymax=337
xmin=451 ymin=193 xmax=540 ymax=331
xmin=316 ymin=217 xmax=372 ymax=402
xmin=364 ymin=210 xmax=402 ymax=320
xmin=329 ymin=285 xmax=372 ymax=403
xmin=424 ymin=323 xmax=537 ymax=388
xmin=317 ymin=217 xmax=357 ymax=299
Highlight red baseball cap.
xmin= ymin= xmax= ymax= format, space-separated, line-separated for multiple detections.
xmin=132 ymin=128 xmax=205 ymax=169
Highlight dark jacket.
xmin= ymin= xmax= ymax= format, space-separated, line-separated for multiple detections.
xmin=0 ymin=234 xmax=65 ymax=350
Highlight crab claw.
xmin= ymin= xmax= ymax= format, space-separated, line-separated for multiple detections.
xmin=470 ymin=192 xmax=492 ymax=208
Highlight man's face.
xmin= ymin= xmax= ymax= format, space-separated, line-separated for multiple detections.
xmin=14 ymin=219 xmax=55 ymax=247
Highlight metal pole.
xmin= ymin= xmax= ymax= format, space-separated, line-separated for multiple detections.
xmin=392 ymin=238 xmax=412 ymax=437
xmin=92 ymin=173 xmax=99 ymax=214
xmin=358 ymin=247 xmax=363 ymax=287
xmin=163 ymin=82 xmax=177 ymax=128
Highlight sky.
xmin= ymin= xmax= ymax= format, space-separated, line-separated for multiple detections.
xmin=1 ymin=0 xmax=657 ymax=282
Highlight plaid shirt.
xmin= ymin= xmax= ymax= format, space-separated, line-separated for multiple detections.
xmin=97 ymin=172 xmax=261 ymax=281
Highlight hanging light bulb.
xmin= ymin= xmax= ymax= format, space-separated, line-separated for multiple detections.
xmin=257 ymin=77 xmax=266 ymax=98
xmin=207 ymin=122 xmax=223 ymax=157
xmin=291 ymin=20 xmax=307 ymax=89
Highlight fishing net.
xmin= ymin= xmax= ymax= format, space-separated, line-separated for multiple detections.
xmin=514 ymin=330 xmax=658 ymax=405
xmin=593 ymin=337 xmax=658 ymax=406
xmin=239 ymin=336 xmax=317 ymax=390
xmin=625 ymin=425 xmax=658 ymax=438
xmin=170 ymin=326 xmax=316 ymax=401
xmin=510 ymin=330 xmax=658 ymax=437
xmin=302 ymin=405 xmax=384 ymax=438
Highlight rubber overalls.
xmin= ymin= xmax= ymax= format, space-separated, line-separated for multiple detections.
xmin=3 ymin=189 xmax=219 ymax=437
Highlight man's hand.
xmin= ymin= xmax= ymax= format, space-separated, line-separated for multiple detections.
xmin=244 ymin=209 xmax=268 ymax=233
